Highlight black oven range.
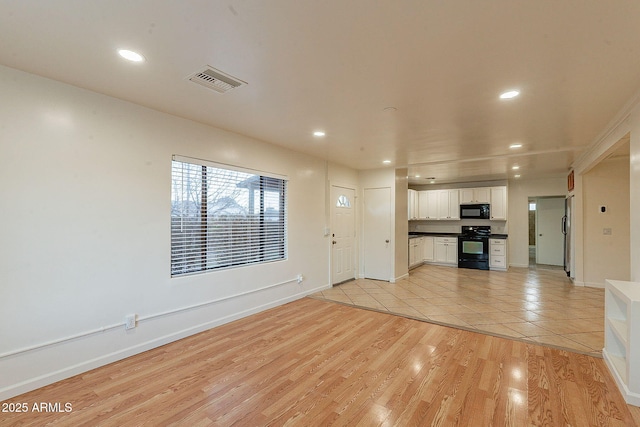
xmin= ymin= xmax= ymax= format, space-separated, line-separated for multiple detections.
xmin=458 ymin=225 xmax=490 ymax=270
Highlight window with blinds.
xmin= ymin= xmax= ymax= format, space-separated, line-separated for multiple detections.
xmin=171 ymin=156 xmax=287 ymax=277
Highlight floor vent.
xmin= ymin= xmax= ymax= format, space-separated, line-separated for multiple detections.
xmin=188 ymin=66 xmax=246 ymax=93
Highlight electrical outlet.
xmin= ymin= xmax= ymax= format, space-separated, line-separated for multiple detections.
xmin=125 ymin=314 xmax=137 ymax=330
xmin=297 ymin=274 xmax=304 ymax=284
xmin=603 ymin=228 xmax=612 ymax=236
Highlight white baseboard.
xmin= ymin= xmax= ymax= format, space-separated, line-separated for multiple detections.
xmin=0 ymin=284 xmax=328 ymax=401
xmin=392 ymin=273 xmax=409 ymax=283
xmin=583 ymin=281 xmax=605 ymax=289
xmin=509 ymin=263 xmax=529 ymax=268
xmin=603 ymin=349 xmax=640 ymax=406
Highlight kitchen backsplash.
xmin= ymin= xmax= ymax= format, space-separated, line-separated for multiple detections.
xmin=409 ymin=219 xmax=507 ymax=235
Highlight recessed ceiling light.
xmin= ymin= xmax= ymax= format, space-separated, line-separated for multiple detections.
xmin=514 ymin=174 xmax=521 ymax=178
xmin=500 ymin=90 xmax=520 ymax=99
xmin=414 ymin=175 xmax=420 ymax=178
xmin=509 ymin=143 xmax=523 ymax=149
xmin=118 ymin=49 xmax=145 ymax=62
xmin=313 ymin=131 xmax=325 ymax=137
xmin=382 ymin=160 xmax=391 ymax=164
xmin=512 ymin=165 xmax=520 ymax=170
xmin=429 ymin=180 xmax=436 ymax=184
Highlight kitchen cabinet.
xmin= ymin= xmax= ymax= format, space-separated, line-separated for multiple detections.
xmin=418 ymin=190 xmax=438 ymax=219
xmin=408 ymin=189 xmax=418 ymax=220
xmin=409 ymin=236 xmax=435 ymax=268
xmin=460 ymin=187 xmax=490 ymax=204
xmin=409 ymin=237 xmax=424 ymax=268
xmin=489 ymin=238 xmax=508 ymax=271
xmin=410 ymin=186 xmax=506 ymax=222
xmin=423 ymin=236 xmax=434 ymax=262
xmin=435 ymin=237 xmax=458 ymax=265
xmin=603 ymin=280 xmax=640 ymax=406
xmin=437 ymin=189 xmax=460 ymax=220
xmin=490 ymin=186 xmax=507 ymax=220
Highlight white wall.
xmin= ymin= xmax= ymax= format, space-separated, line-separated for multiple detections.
xmin=0 ymin=65 xmax=334 ymax=400
xmin=630 ymin=104 xmax=640 ymax=282
xmin=507 ymin=177 xmax=567 ymax=267
xmin=582 ymin=157 xmax=630 ymax=287
xmin=395 ymin=168 xmax=409 ymax=281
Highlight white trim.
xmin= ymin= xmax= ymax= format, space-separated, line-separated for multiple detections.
xmin=603 ymin=349 xmax=640 ymax=406
xmin=0 ymin=283 xmax=330 ymax=402
xmin=583 ymin=281 xmax=606 ymax=289
xmin=330 ymin=184 xmax=358 ymax=286
xmin=394 ymin=273 xmax=409 ymax=282
xmin=572 ymin=88 xmax=640 ymax=174
xmin=172 ymin=154 xmax=288 ymax=181
xmin=0 ymin=276 xmax=302 ymax=360
xmin=509 ymin=263 xmax=529 ymax=268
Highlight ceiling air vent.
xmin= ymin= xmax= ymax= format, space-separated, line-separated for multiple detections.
xmin=188 ymin=66 xmax=246 ymax=94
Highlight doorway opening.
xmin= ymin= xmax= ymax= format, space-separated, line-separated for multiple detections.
xmin=528 ymin=196 xmax=565 ymax=270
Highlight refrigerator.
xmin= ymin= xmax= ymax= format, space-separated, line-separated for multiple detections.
xmin=562 ymin=195 xmax=575 ymax=278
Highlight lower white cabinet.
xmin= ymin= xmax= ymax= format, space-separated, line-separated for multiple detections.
xmin=423 ymin=236 xmax=434 ymax=262
xmin=409 ymin=236 xmax=436 ymax=268
xmin=409 ymin=237 xmax=423 ymax=268
xmin=604 ymin=280 xmax=640 ymax=406
xmin=434 ymin=237 xmax=457 ymax=265
xmin=489 ymin=238 xmax=508 ymax=270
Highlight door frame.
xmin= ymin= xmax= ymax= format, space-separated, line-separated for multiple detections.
xmin=363 ymin=186 xmax=392 ymax=281
xmin=534 ymin=196 xmax=566 ymax=266
xmin=330 ymin=184 xmax=357 ymax=285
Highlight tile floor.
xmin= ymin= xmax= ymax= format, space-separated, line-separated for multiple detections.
xmin=311 ymin=264 xmax=605 ymax=357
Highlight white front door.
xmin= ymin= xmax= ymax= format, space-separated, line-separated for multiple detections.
xmin=363 ymin=187 xmax=391 ymax=281
xmin=331 ymin=186 xmax=355 ymax=285
xmin=536 ymin=197 xmax=565 ymax=266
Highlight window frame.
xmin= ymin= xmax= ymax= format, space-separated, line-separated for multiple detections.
xmin=170 ymin=155 xmax=288 ymax=277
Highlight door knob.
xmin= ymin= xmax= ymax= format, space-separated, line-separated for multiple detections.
xmin=332 ymin=240 xmax=337 ymax=245
xmin=385 ymin=239 xmax=390 ymax=243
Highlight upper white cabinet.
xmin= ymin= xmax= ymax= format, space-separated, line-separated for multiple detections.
xmin=490 ymin=186 xmax=507 ymax=220
xmin=437 ymin=189 xmax=460 ymax=220
xmin=459 ymin=187 xmax=490 ymax=204
xmin=409 ymin=185 xmax=506 ymax=221
xmin=408 ymin=189 xmax=418 ymax=220
xmin=418 ymin=190 xmax=439 ymax=219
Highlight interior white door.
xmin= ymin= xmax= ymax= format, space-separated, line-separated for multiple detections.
xmin=536 ymin=197 xmax=565 ymax=266
xmin=331 ymin=186 xmax=355 ymax=284
xmin=364 ymin=187 xmax=391 ymax=281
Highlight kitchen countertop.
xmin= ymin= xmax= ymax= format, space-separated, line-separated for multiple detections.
xmin=409 ymin=232 xmax=459 ymax=238
xmin=409 ymin=232 xmax=508 ymax=239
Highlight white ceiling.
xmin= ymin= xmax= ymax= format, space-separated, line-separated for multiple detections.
xmin=2 ymin=1 xmax=640 ymax=184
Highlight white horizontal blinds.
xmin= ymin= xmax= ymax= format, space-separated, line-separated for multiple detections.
xmin=171 ymin=158 xmax=287 ymax=276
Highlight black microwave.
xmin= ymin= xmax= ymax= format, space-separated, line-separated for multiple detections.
xmin=460 ymin=204 xmax=490 ymax=219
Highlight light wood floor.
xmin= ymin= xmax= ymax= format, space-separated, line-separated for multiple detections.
xmin=315 ymin=264 xmax=604 ymax=356
xmin=1 ymin=298 xmax=638 ymax=426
